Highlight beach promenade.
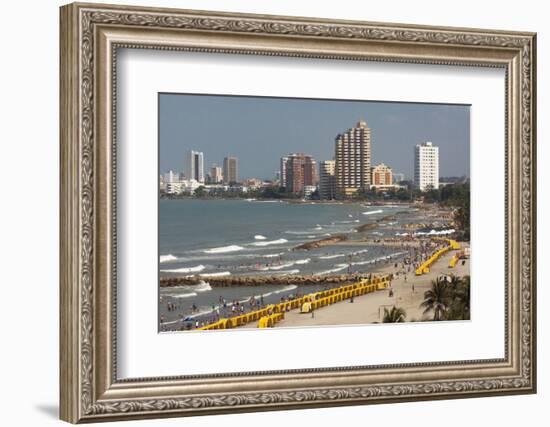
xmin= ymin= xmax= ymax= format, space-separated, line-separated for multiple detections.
xmin=241 ymin=242 xmax=470 ymax=328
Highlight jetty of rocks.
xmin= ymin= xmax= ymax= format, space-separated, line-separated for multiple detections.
xmin=160 ymin=273 xmax=373 ymax=288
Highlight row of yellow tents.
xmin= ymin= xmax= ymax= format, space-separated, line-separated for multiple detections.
xmin=197 ymin=274 xmax=392 ymax=330
xmin=258 ymin=312 xmax=285 ymax=328
xmin=415 ymin=239 xmax=460 ymax=276
xmin=300 ymin=278 xmax=389 ymax=313
xmin=449 ymin=254 xmax=459 ymax=268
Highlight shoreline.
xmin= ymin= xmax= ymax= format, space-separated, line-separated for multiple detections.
xmin=160 ymin=196 xmax=423 ymax=206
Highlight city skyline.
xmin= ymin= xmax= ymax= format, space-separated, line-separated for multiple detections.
xmin=160 ymin=93 xmax=470 ymax=180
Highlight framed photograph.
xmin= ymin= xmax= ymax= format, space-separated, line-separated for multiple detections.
xmin=60 ymin=2 xmax=537 ymax=423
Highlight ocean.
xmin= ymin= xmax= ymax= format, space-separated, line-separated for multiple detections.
xmin=158 ymin=198 xmax=422 ymax=330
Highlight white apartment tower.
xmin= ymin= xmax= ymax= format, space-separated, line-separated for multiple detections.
xmin=335 ymin=120 xmax=372 ymax=197
xmin=414 ymin=142 xmax=439 ymax=191
xmin=185 ymin=150 xmax=204 ymax=183
xmin=319 ymin=160 xmax=336 ymax=200
xmin=280 ymin=156 xmax=289 ymax=188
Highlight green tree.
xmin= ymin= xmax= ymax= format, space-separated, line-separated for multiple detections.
xmin=445 ymin=275 xmax=471 ymax=320
xmin=382 ymin=306 xmax=407 ymax=323
xmin=454 ymin=198 xmax=470 ymax=240
xmin=420 ymin=278 xmax=450 ymax=321
xmin=193 ymin=186 xmax=206 ymax=198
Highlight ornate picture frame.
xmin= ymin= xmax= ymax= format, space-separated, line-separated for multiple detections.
xmin=60 ymin=2 xmax=536 ymax=423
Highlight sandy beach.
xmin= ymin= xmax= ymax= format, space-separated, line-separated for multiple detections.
xmin=239 ymin=242 xmax=470 ymax=328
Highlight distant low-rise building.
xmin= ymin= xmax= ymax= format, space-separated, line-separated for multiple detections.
xmin=165 ymin=182 xmax=184 ymax=194
xmin=303 ymin=185 xmax=317 ymax=198
xmin=243 ymin=178 xmax=263 ymax=189
xmin=371 ymin=163 xmax=393 ymax=187
xmin=182 ymin=179 xmax=202 ymax=194
xmin=392 ymin=172 xmax=406 ymax=184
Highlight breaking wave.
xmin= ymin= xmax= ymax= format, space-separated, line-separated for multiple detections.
xmin=160 ymin=254 xmax=178 ymax=263
xmin=319 ymin=254 xmax=346 ymax=260
xmin=362 ymin=209 xmax=384 ymax=215
xmin=203 ymin=245 xmax=244 ymax=254
xmin=160 ymin=264 xmax=205 ymax=273
xmin=252 ymin=238 xmax=288 ymax=247
xmin=314 ymin=264 xmax=349 ymax=275
xmin=199 ymin=271 xmax=231 ymax=277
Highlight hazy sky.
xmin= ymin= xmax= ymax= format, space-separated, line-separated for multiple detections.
xmin=159 ymin=93 xmax=470 ymax=180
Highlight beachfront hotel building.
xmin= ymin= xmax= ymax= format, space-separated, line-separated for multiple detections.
xmin=223 ymin=156 xmax=238 ymax=184
xmin=185 ymin=150 xmax=204 ymax=183
xmin=371 ymin=163 xmax=393 ymax=186
xmin=335 ymin=120 xmax=372 ymax=197
xmin=319 ymin=160 xmax=336 ymax=200
xmin=283 ymin=153 xmax=318 ymax=195
xmin=414 ymin=141 xmax=440 ymax=191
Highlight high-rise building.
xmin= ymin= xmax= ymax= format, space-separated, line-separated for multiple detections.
xmin=223 ymin=156 xmax=238 ymax=184
xmin=414 ymin=141 xmax=439 ymax=191
xmin=185 ymin=150 xmax=204 ymax=183
xmin=371 ymin=163 xmax=393 ymax=186
xmin=280 ymin=156 xmax=289 ymax=188
xmin=209 ymin=165 xmax=223 ymax=184
xmin=319 ymin=160 xmax=336 ymax=200
xmin=283 ymin=153 xmax=318 ymax=195
xmin=335 ymin=120 xmax=372 ymax=197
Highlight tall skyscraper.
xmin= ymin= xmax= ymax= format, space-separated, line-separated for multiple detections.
xmin=283 ymin=153 xmax=318 ymax=195
xmin=319 ymin=160 xmax=336 ymax=200
xmin=185 ymin=150 xmax=204 ymax=183
xmin=335 ymin=120 xmax=372 ymax=197
xmin=371 ymin=163 xmax=393 ymax=186
xmin=223 ymin=156 xmax=238 ymax=184
xmin=414 ymin=141 xmax=439 ymax=191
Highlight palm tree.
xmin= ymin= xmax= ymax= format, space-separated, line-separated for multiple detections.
xmin=420 ymin=278 xmax=450 ymax=321
xmin=446 ymin=275 xmax=470 ymax=320
xmin=383 ymin=306 xmax=407 ymax=323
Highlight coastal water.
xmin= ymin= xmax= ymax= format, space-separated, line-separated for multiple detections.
xmin=159 ymin=199 xmax=425 ymax=330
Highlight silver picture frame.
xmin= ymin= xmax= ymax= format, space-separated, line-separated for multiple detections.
xmin=60 ymin=2 xmax=536 ymax=422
